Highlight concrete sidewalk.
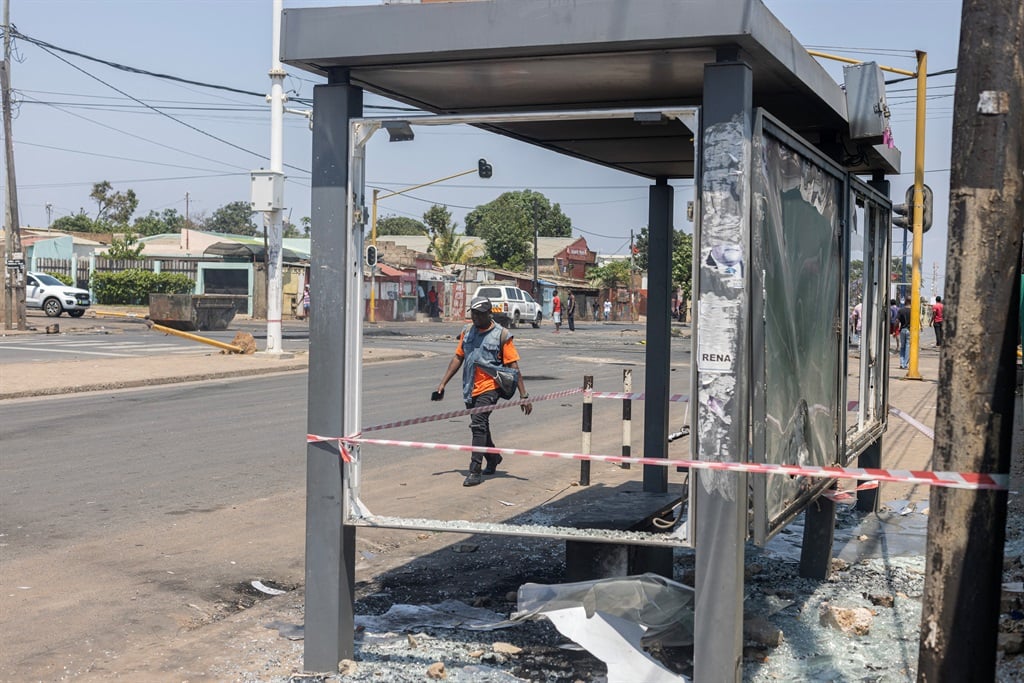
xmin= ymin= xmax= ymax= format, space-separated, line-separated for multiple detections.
xmin=0 ymin=310 xmax=422 ymax=400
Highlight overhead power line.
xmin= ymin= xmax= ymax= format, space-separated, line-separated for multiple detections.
xmin=9 ymin=27 xmax=291 ymax=101
xmin=30 ymin=41 xmax=314 ymax=174
xmin=7 ymin=27 xmax=421 ymax=112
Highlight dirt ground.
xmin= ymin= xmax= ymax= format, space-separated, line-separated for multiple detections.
xmin=5 ymin=317 xmax=1022 ymax=681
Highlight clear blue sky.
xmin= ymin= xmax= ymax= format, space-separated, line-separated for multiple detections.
xmin=4 ymin=0 xmax=959 ymax=294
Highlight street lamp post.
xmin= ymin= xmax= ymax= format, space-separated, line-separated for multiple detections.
xmin=368 ymin=160 xmax=492 ymax=323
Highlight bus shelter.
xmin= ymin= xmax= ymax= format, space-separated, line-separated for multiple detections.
xmin=281 ymin=0 xmax=901 ymax=678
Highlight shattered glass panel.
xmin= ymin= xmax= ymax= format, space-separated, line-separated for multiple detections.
xmin=756 ymin=133 xmax=842 ymax=523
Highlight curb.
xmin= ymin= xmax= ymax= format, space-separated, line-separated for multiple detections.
xmin=0 ymin=350 xmax=429 ymax=401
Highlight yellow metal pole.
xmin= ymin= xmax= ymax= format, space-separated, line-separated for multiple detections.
xmin=906 ymin=50 xmax=927 ymax=380
xmin=369 ymin=188 xmax=379 ymax=323
xmin=148 ymin=322 xmax=246 ymax=353
xmin=806 ymin=49 xmax=929 ymax=379
xmin=92 ymin=309 xmax=245 ymax=353
xmin=806 ymin=50 xmax=916 ymax=77
xmin=92 ymin=309 xmax=148 ymax=319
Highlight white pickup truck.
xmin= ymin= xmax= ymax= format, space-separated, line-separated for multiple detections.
xmin=26 ymin=271 xmax=91 ymax=317
xmin=473 ymin=284 xmax=542 ymax=329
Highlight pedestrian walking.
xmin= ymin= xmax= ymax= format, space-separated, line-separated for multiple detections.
xmin=932 ymin=295 xmax=944 ymax=347
xmin=889 ymin=299 xmax=900 ymax=353
xmin=603 ymin=299 xmax=611 ymax=321
xmin=432 ymin=296 xmax=532 ymax=487
xmin=897 ymin=298 xmax=912 ymax=369
xmin=301 ymin=284 xmax=311 ymax=321
xmin=566 ymin=290 xmax=576 ymax=332
xmin=552 ymin=291 xmax=562 ymax=333
xmin=427 ymin=286 xmax=439 ymax=318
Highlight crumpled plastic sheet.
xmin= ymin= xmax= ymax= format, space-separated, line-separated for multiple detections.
xmin=354 ymin=599 xmax=512 ymax=633
xmin=509 ymin=573 xmax=694 ymax=683
xmin=511 ymin=572 xmax=695 ymax=647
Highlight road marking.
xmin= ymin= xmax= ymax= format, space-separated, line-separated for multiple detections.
xmin=0 ymin=345 xmax=133 ymax=357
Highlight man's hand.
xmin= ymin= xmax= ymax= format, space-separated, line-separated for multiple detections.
xmin=431 ymin=388 xmax=445 ymax=401
xmin=520 ymin=399 xmax=532 ymax=415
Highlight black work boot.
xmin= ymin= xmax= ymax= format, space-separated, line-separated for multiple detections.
xmin=463 ymin=463 xmax=483 ymax=487
xmin=482 ymin=454 xmax=503 ymax=475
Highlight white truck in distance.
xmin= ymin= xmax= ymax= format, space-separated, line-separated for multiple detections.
xmin=472 ymin=284 xmax=542 ymax=328
xmin=25 ymin=272 xmax=91 ymax=317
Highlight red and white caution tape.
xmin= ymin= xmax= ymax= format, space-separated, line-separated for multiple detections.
xmin=313 ymin=436 xmax=1006 ymax=491
xmin=357 ymin=387 xmax=583 ymax=434
xmin=847 ymin=400 xmax=935 ymax=441
xmin=307 ymin=433 xmax=355 ymax=463
xmin=823 ymin=480 xmax=879 ymax=502
xmin=589 ymin=391 xmax=689 ymax=403
xmin=887 ymin=406 xmax=935 ymax=440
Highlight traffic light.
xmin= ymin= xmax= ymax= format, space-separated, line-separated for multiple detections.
xmin=892 ymin=184 xmax=933 ymax=233
xmin=365 ymin=245 xmax=378 ymax=267
xmin=477 ymin=158 xmax=493 ymax=179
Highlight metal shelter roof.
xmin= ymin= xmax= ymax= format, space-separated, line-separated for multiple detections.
xmin=280 ymin=0 xmax=899 ymax=178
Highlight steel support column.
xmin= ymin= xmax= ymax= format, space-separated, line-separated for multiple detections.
xmin=694 ymin=54 xmax=753 ymax=683
xmin=304 ymin=73 xmax=362 ymax=673
xmin=634 ymin=179 xmax=675 ymax=577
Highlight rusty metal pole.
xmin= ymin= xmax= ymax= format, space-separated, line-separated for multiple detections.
xmin=917 ymin=0 xmax=1024 ymax=678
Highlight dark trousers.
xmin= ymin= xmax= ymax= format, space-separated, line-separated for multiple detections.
xmin=934 ymin=322 xmax=944 ymax=346
xmin=467 ymin=390 xmax=499 ymax=471
xmin=568 ymin=312 xmax=575 ymax=331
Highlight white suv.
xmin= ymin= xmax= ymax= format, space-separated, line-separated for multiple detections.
xmin=473 ymin=284 xmax=541 ymax=328
xmin=26 ymin=272 xmax=91 ymax=317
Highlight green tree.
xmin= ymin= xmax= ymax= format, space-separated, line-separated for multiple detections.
xmin=282 ymin=217 xmax=303 ymax=238
xmin=464 ymin=189 xmax=572 ymax=239
xmin=90 ymin=181 xmax=138 ymax=225
xmin=102 ymin=233 xmax=145 ymax=260
xmin=464 ymin=190 xmax=572 ymax=269
xmin=51 ymin=212 xmax=98 ymax=233
xmin=432 ymin=231 xmax=479 ymax=265
xmin=586 ymin=259 xmax=632 ymax=290
xmin=672 ymin=231 xmax=693 ymax=302
xmin=133 ymin=208 xmax=185 ymax=236
xmin=631 ymin=226 xmax=693 ymax=300
xmin=376 ymin=215 xmax=427 ymax=236
xmin=422 ymin=205 xmax=456 ymax=241
xmin=203 ymin=201 xmax=257 ymax=235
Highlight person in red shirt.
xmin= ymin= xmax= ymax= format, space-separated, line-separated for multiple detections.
xmin=932 ymin=295 xmax=944 ymax=347
xmin=552 ymin=292 xmax=562 ymax=333
xmin=427 ymin=286 xmax=439 ymax=318
xmin=433 ymin=296 xmax=532 ymax=486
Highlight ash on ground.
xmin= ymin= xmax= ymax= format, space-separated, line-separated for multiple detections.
xmin=211 ymin=497 xmax=1024 ymax=682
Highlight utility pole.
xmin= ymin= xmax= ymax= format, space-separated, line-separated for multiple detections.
xmin=2 ymin=0 xmax=25 ymax=330
xmin=917 ymin=0 xmax=1023 ymax=678
xmin=253 ymin=0 xmax=287 ymax=355
xmin=904 ymin=49 xmax=928 ymax=380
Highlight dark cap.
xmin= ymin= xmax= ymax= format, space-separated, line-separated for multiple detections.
xmin=469 ymin=296 xmax=492 ymax=312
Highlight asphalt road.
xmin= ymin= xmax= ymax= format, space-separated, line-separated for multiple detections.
xmin=0 ymin=324 xmax=693 ymax=680
xmin=1 ymin=325 xmax=692 ymax=559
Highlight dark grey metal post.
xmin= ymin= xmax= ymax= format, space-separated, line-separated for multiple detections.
xmin=304 ymin=73 xmax=362 ymax=673
xmin=694 ymin=53 xmax=753 ymax=683
xmin=642 ymin=179 xmax=673 ymax=492
xmin=633 ymin=179 xmax=674 ymax=577
xmin=800 ymin=493 xmax=837 ymax=579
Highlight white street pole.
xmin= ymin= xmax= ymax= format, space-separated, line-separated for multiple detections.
xmin=264 ymin=0 xmax=286 ymax=354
